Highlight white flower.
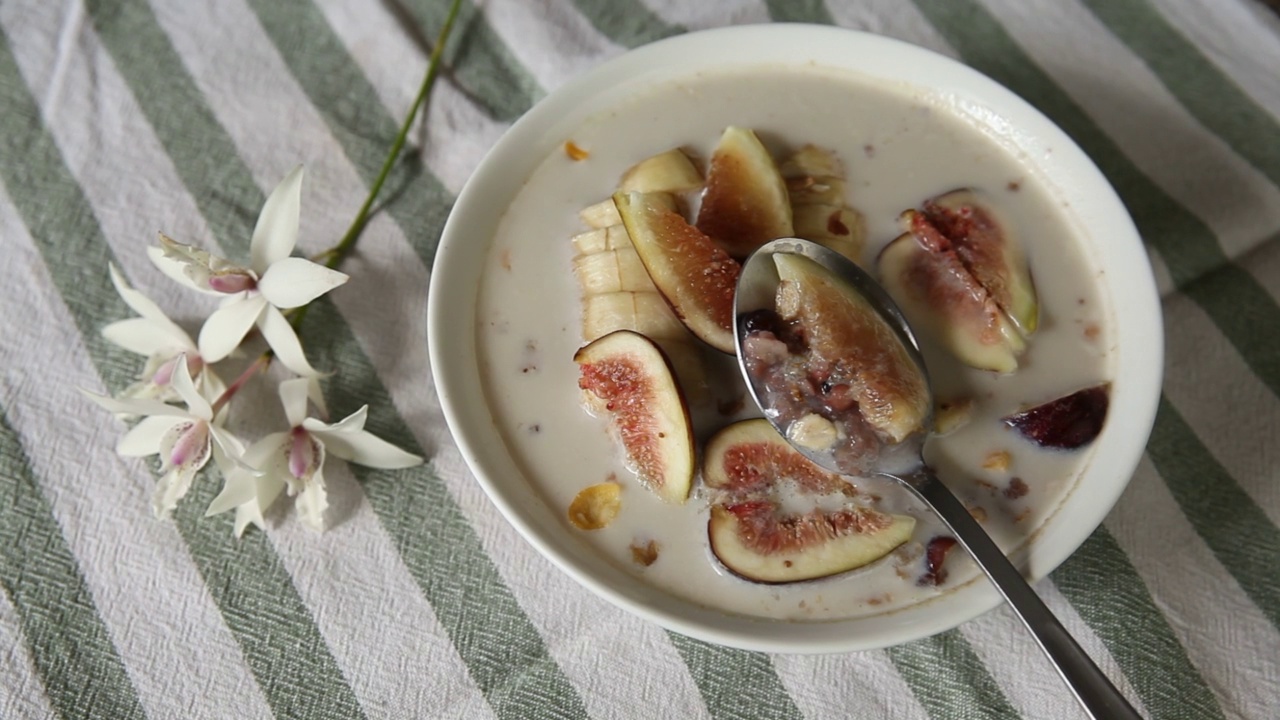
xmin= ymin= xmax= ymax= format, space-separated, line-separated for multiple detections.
xmin=207 ymin=378 xmax=421 ymax=533
xmin=83 ymin=355 xmax=244 ymax=518
xmin=101 ymin=264 xmax=225 ymax=406
xmin=147 ymin=166 xmax=348 ymax=377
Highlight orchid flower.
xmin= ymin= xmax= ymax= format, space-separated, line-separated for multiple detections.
xmin=83 ymin=355 xmax=245 ymax=518
xmin=101 ymin=264 xmax=224 ymax=405
xmin=147 ymin=166 xmax=348 ymax=377
xmin=207 ymin=378 xmax=422 ymax=533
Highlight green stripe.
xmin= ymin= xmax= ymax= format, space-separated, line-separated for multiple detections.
xmin=0 ymin=17 xmax=366 ymax=720
xmin=668 ymin=634 xmax=803 ymax=720
xmin=303 ymin=299 xmax=590 ymax=719
xmin=244 ymin=0 xmax=453 ymax=269
xmin=1148 ymin=396 xmax=1280 ymax=630
xmin=1055 ymin=529 xmax=1226 ymax=719
xmin=567 ymin=0 xmax=684 ymax=47
xmin=885 ymin=630 xmax=1019 ymax=719
xmin=0 ymin=406 xmax=146 ymax=720
xmin=765 ymin=0 xmax=834 ymax=24
xmin=401 ymin=0 xmax=542 ymax=121
xmin=910 ymin=0 xmax=1280 ymax=400
xmin=1083 ymin=0 xmax=1280 ymax=189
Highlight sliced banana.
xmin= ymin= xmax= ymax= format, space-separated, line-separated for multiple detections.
xmin=780 ymin=145 xmax=867 ymax=265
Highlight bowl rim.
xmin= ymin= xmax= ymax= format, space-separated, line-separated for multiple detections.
xmin=427 ymin=23 xmax=1163 ymax=654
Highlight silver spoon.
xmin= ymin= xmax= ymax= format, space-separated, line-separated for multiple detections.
xmin=733 ymin=238 xmax=1143 ymax=720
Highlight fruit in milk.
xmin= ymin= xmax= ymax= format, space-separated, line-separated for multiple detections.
xmin=703 ymin=419 xmax=915 ymax=583
xmin=878 ymin=190 xmax=1038 ymax=373
xmin=1004 ymin=384 xmax=1110 ymax=450
xmin=695 ymin=126 xmax=794 ymax=258
xmin=574 ymin=330 xmax=695 ymax=503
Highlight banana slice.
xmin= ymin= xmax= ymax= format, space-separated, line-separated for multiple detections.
xmin=780 ymin=145 xmax=867 ymax=265
xmin=571 ymin=225 xmax=632 ymax=256
xmin=573 ymin=247 xmax=655 ymax=294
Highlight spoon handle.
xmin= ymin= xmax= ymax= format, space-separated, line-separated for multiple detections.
xmin=909 ymin=467 xmax=1144 ymax=720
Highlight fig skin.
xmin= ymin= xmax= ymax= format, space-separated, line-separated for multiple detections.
xmin=773 ymin=253 xmax=930 ymax=444
xmin=878 ymin=212 xmax=1026 ymax=373
xmin=702 ymin=419 xmax=915 ymax=584
xmin=614 ymin=190 xmax=741 ymax=353
xmin=695 ymin=127 xmax=794 ymax=259
xmin=923 ymin=190 xmax=1038 ymax=336
xmin=1003 ymin=384 xmax=1110 ymax=450
xmin=574 ymin=330 xmax=695 ymax=502
xmin=618 ymin=148 xmax=703 ymax=193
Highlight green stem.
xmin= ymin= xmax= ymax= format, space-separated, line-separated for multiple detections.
xmin=290 ymin=0 xmax=463 ymax=331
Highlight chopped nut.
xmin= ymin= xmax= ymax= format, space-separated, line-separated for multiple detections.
xmin=787 ymin=413 xmax=838 ymax=451
xmin=1004 ymin=476 xmax=1029 ymax=500
xmin=564 ymin=141 xmax=590 ymax=161
xmin=983 ymin=450 xmax=1012 ymax=472
xmin=629 ymin=539 xmax=659 ymax=566
xmin=967 ymin=504 xmax=988 ymax=522
xmin=934 ymin=397 xmax=974 ymax=435
xmin=568 ymin=482 xmax=621 ymax=530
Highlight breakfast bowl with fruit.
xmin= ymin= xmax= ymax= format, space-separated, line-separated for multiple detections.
xmin=427 ymin=24 xmax=1162 ymax=653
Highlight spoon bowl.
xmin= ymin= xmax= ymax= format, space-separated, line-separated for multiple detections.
xmin=733 ymin=238 xmax=1142 ymax=720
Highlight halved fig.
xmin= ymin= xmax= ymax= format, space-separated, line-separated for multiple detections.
xmin=703 ymin=418 xmax=850 ymax=495
xmin=878 ymin=211 xmax=1026 ymax=373
xmin=575 ymin=330 xmax=695 ymax=503
xmin=704 ymin=419 xmax=915 ymax=584
xmin=614 ymin=190 xmax=740 ymax=353
xmin=1003 ymin=384 xmax=1109 ymax=449
xmin=774 ymin=253 xmax=930 ymax=443
xmin=695 ymin=127 xmax=794 ymax=258
xmin=619 ymin=148 xmax=703 ymax=193
xmin=923 ymin=190 xmax=1038 ymax=335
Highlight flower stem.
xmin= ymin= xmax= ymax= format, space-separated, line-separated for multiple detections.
xmin=211 ymin=353 xmax=272 ymax=414
xmin=289 ymin=0 xmax=462 ymax=332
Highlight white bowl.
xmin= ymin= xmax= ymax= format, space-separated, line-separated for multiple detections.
xmin=427 ymin=24 xmax=1162 ymax=653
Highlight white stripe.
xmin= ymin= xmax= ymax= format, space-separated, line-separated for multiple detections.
xmin=0 ymin=590 xmax=57 ymax=720
xmin=772 ymin=651 xmax=927 ymax=719
xmin=980 ymin=0 xmax=1280 ymax=265
xmin=1161 ymin=284 xmax=1280 ymax=528
xmin=640 ymin=0 xmax=770 ymax=28
xmin=147 ymin=0 xmax=710 ymax=715
xmin=0 ymin=195 xmax=272 ymax=719
xmin=482 ymin=0 xmax=622 ymax=92
xmin=311 ymin=0 xmax=510 ymax=196
xmin=959 ymin=584 xmax=1148 ymax=719
xmin=1108 ymin=457 xmax=1280 ymax=719
xmin=1144 ymin=0 xmax=1280 ymax=121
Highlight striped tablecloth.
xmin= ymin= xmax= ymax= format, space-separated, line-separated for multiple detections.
xmin=2 ymin=0 xmax=1278 ymax=718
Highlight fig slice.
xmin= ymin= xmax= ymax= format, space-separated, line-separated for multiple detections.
xmin=709 ymin=503 xmax=915 ymax=584
xmin=923 ymin=190 xmax=1038 ymax=335
xmin=878 ymin=211 xmax=1026 ymax=373
xmin=695 ymin=127 xmax=794 ymax=258
xmin=773 ymin=253 xmax=930 ymax=444
xmin=575 ymin=330 xmax=695 ymax=503
xmin=614 ymin=190 xmax=740 ymax=353
xmin=703 ymin=419 xmax=915 ymax=584
xmin=618 ymin=148 xmax=703 ymax=193
xmin=1003 ymin=384 xmax=1109 ymax=449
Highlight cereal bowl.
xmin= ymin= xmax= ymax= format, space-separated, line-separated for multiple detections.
xmin=427 ymin=24 xmax=1162 ymax=653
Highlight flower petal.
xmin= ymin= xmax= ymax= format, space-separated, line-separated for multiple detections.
xmin=117 ymin=415 xmax=184 ymax=457
xmin=205 ymin=465 xmax=259 ymax=517
xmin=251 ymin=165 xmax=304 ymax=274
xmin=294 ymin=464 xmax=327 ymax=531
xmin=81 ymin=388 xmax=192 ymax=419
xmin=305 ymin=376 xmax=329 ymax=420
xmin=256 ymin=305 xmax=321 ymax=376
xmin=151 ymin=462 xmax=198 ymax=518
xmin=302 ymin=405 xmax=366 ymax=435
xmin=278 ymin=378 xmax=310 ymax=427
xmin=102 ymin=318 xmax=189 ymax=357
xmin=147 ymin=245 xmax=219 ymax=295
xmin=108 ymin=264 xmax=195 ymax=340
xmin=314 ymin=427 xmax=422 ymax=469
xmin=257 ymin=258 xmax=348 ymax=309
xmin=198 ymin=295 xmax=266 ymax=363
xmin=170 ymin=355 xmax=212 ymax=420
